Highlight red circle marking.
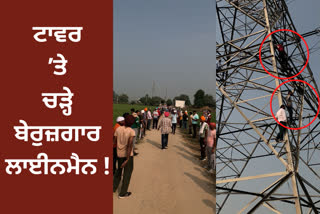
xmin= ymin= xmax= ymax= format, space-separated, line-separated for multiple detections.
xmin=259 ymin=29 xmax=309 ymax=80
xmin=270 ymin=79 xmax=320 ymax=130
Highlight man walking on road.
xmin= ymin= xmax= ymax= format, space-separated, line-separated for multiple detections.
xmin=158 ymin=111 xmax=172 ymax=150
xmin=171 ymin=110 xmax=178 ymax=134
xmin=275 ymin=105 xmax=287 ymax=142
xmin=192 ymin=111 xmax=199 ymax=138
xmin=113 ymin=115 xmax=136 ymax=198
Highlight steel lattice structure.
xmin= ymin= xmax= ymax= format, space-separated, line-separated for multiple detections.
xmin=216 ymin=0 xmax=320 ymax=213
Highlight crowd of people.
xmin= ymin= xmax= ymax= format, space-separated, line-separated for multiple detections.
xmin=113 ymin=105 xmax=216 ymax=198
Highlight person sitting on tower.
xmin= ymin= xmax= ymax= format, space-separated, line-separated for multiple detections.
xmin=297 ymin=82 xmax=305 ymax=96
xmin=286 ymin=91 xmax=294 ymax=125
xmin=275 ymin=41 xmax=294 ymax=75
xmin=276 ymin=42 xmax=286 ymax=65
xmin=216 ymin=59 xmax=222 ymax=72
xmin=231 ymin=0 xmax=239 ymax=6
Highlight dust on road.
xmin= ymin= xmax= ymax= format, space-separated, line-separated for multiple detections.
xmin=113 ymin=128 xmax=216 ymax=214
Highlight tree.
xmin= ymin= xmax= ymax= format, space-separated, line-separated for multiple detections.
xmin=118 ymin=94 xmax=129 ymax=104
xmin=150 ymin=96 xmax=162 ymax=106
xmin=139 ymin=94 xmax=151 ymax=105
xmin=113 ymin=91 xmax=118 ymax=103
xmin=139 ymin=94 xmax=165 ymax=106
xmin=193 ymin=89 xmax=205 ymax=107
xmin=166 ymin=99 xmax=173 ymax=106
xmin=203 ymin=94 xmax=216 ymax=108
xmin=173 ymin=94 xmax=191 ymax=106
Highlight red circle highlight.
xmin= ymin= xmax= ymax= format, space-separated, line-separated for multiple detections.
xmin=259 ymin=29 xmax=309 ymax=80
xmin=270 ymin=79 xmax=320 ymax=130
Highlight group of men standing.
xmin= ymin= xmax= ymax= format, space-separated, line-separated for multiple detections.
xmin=187 ymin=110 xmax=212 ymax=138
xmin=112 ymin=106 xmax=216 ymax=198
xmin=198 ymin=115 xmax=216 ymax=174
xmin=112 ymin=107 xmax=165 ymax=198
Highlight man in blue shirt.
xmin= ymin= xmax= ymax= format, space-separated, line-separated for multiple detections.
xmin=192 ymin=111 xmax=199 ymax=138
xmin=171 ymin=110 xmax=178 ymax=134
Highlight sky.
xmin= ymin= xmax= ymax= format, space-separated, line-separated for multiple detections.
xmin=288 ymin=0 xmax=320 ymax=83
xmin=113 ymin=0 xmax=215 ymax=102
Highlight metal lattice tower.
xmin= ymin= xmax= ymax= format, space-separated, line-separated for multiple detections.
xmin=216 ymin=0 xmax=320 ymax=213
xmin=152 ymin=80 xmax=156 ymax=98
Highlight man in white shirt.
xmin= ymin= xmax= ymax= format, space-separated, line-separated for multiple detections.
xmin=147 ymin=110 xmax=152 ymax=130
xmin=275 ymin=105 xmax=287 ymax=142
xmin=152 ymin=109 xmax=159 ymax=129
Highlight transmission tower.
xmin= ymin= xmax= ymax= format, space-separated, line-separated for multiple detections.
xmin=216 ymin=0 xmax=320 ymax=213
xmin=152 ymin=80 xmax=156 ymax=98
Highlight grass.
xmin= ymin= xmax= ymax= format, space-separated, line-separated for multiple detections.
xmin=113 ymin=103 xmax=216 ymax=125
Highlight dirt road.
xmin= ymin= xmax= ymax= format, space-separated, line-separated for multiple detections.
xmin=113 ymin=128 xmax=216 ymax=214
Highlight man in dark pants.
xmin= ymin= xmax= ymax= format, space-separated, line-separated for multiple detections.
xmin=199 ymin=116 xmax=208 ymax=161
xmin=161 ymin=133 xmax=169 ymax=149
xmin=286 ymin=91 xmax=294 ymax=124
xmin=171 ymin=110 xmax=178 ymax=135
xmin=188 ymin=112 xmax=193 ymax=134
xmin=152 ymin=108 xmax=159 ymax=129
xmin=275 ymin=105 xmax=287 ymax=142
xmin=158 ymin=112 xmax=172 ymax=149
xmin=275 ymin=42 xmax=294 ymax=75
xmin=182 ymin=111 xmax=188 ymax=129
xmin=192 ymin=111 xmax=199 ymax=138
xmin=113 ymin=115 xmax=135 ymax=198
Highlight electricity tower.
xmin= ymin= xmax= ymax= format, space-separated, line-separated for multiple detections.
xmin=152 ymin=80 xmax=156 ymax=98
xmin=216 ymin=0 xmax=320 ymax=213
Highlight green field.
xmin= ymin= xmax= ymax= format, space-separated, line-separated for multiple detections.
xmin=113 ymin=104 xmax=156 ymax=124
xmin=113 ymin=103 xmax=216 ymax=125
